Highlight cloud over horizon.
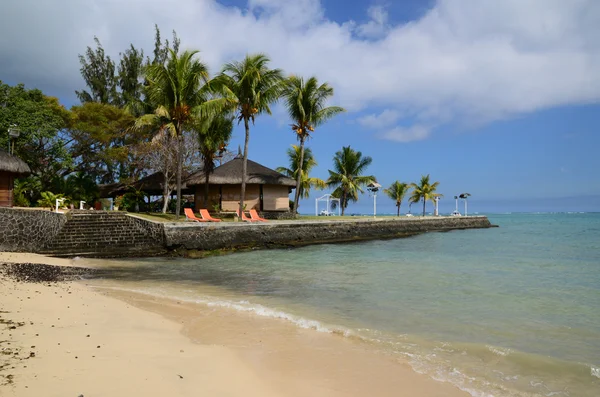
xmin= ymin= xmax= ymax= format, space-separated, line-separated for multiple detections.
xmin=1 ymin=0 xmax=599 ymax=142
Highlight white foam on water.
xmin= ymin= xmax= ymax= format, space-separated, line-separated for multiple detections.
xmin=487 ymin=345 xmax=513 ymax=357
xmin=591 ymin=366 xmax=600 ymax=379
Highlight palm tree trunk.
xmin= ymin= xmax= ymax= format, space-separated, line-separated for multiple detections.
xmin=422 ymin=198 xmax=426 ymax=216
xmin=204 ymin=167 xmax=210 ymax=210
xmin=175 ymin=127 xmax=183 ymax=219
xmin=397 ymin=203 xmax=400 ymax=217
xmin=162 ymin=171 xmax=170 ymax=214
xmin=239 ymin=118 xmax=250 ymax=220
xmin=292 ymin=136 xmax=305 ymax=215
xmin=341 ymin=191 xmax=346 ymax=216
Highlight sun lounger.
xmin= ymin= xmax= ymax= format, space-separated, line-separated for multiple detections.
xmin=184 ymin=208 xmax=208 ymax=222
xmin=249 ymin=209 xmax=268 ymax=222
xmin=199 ymin=209 xmax=222 ymax=222
xmin=236 ymin=209 xmax=255 ymax=222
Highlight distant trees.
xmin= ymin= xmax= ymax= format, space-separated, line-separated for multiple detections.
xmin=282 ymin=76 xmax=345 ymax=214
xmin=276 ymin=145 xmax=325 ymax=201
xmin=327 ymin=146 xmax=376 ymax=216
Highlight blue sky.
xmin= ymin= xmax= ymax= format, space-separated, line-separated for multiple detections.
xmin=1 ymin=0 xmax=599 ymax=213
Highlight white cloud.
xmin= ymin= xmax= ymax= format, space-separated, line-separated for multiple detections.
xmin=1 ymin=0 xmax=599 ymax=141
xmin=379 ymin=125 xmax=431 ymax=142
xmin=356 ymin=5 xmax=389 ymax=38
xmin=357 ymin=109 xmax=401 ymax=129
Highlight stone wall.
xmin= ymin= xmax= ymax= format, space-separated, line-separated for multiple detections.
xmin=0 ymin=208 xmax=67 ymax=252
xmin=125 ymin=214 xmax=166 ymax=245
xmin=164 ymin=216 xmax=493 ymax=251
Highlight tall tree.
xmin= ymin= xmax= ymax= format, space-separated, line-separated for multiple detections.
xmin=276 ymin=145 xmax=325 ymax=201
xmin=196 ymin=114 xmax=233 ymax=209
xmin=282 ymin=76 xmax=345 ymax=214
xmin=327 ymin=146 xmax=376 ymax=216
xmin=409 ymin=174 xmax=442 ymax=216
xmin=76 ymin=37 xmax=119 ymax=104
xmin=0 ymin=81 xmax=72 ymax=200
xmin=213 ymin=54 xmax=283 ymax=219
xmin=69 ymin=102 xmax=138 ymax=184
xmin=384 ymin=181 xmax=411 ymax=216
xmin=118 ymin=44 xmax=145 ymax=114
xmin=138 ymin=49 xmax=210 ymax=218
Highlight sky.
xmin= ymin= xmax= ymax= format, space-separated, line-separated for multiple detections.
xmin=1 ymin=0 xmax=599 ymax=213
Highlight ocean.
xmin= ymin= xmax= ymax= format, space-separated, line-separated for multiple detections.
xmin=92 ymin=213 xmax=600 ymax=397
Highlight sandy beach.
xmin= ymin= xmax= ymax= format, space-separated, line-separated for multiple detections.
xmin=1 ymin=252 xmax=468 ymax=397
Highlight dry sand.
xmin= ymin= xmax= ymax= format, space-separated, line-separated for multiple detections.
xmin=1 ymin=252 xmax=468 ymax=397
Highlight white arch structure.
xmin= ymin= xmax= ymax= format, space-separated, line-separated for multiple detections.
xmin=315 ymin=194 xmax=341 ymax=216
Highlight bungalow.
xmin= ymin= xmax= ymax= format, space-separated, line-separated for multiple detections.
xmin=0 ymin=149 xmax=31 ymax=207
xmin=186 ymin=157 xmax=296 ymax=213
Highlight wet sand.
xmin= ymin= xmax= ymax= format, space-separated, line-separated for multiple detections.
xmin=1 ymin=252 xmax=468 ymax=396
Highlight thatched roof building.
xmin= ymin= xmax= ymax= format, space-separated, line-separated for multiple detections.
xmin=98 ymin=171 xmax=193 ymax=198
xmin=186 ymin=158 xmax=296 ymax=187
xmin=0 ymin=149 xmax=31 ymax=175
xmin=0 ymin=149 xmax=31 ymax=207
xmin=187 ymin=158 xmax=296 ymax=212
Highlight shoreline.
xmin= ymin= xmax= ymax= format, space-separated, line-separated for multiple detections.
xmin=0 ymin=253 xmax=468 ymax=397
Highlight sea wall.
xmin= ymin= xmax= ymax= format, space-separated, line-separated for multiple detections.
xmin=164 ymin=216 xmax=493 ymax=251
xmin=0 ymin=208 xmax=67 ymax=252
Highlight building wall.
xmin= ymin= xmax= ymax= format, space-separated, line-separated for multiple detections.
xmin=0 ymin=172 xmax=14 ymax=207
xmin=194 ymin=184 xmax=291 ymax=212
xmin=263 ymin=185 xmax=291 ymax=211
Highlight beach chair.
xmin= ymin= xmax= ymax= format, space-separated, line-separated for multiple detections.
xmin=199 ymin=209 xmax=222 ymax=222
xmin=184 ymin=208 xmax=208 ymax=222
xmin=236 ymin=209 xmax=255 ymax=222
xmin=249 ymin=209 xmax=268 ymax=222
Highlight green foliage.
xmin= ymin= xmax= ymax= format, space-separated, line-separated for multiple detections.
xmin=37 ymin=191 xmax=68 ymax=210
xmin=276 ymin=145 xmax=325 ymax=200
xmin=409 ymin=174 xmax=442 ymax=216
xmin=282 ymin=75 xmax=344 ymax=213
xmin=327 ymin=146 xmax=376 ymax=216
xmin=117 ymin=44 xmax=145 ymax=115
xmin=69 ymin=102 xmax=139 ymax=183
xmin=0 ymin=81 xmax=72 ymax=201
xmin=384 ymin=181 xmax=411 ymax=216
xmin=76 ymin=37 xmax=119 ymax=104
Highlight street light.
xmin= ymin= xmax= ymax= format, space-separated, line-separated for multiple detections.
xmin=8 ymin=126 xmax=20 ymax=155
xmin=55 ymin=198 xmax=66 ymax=213
xmin=459 ymin=193 xmax=471 ymax=216
xmin=367 ymin=182 xmax=382 ymax=218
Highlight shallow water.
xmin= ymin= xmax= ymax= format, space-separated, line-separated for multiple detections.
xmin=92 ymin=213 xmax=600 ymax=397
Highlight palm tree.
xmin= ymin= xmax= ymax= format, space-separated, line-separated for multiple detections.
xmin=409 ymin=174 xmax=442 ymax=216
xmin=196 ymin=114 xmax=234 ymax=209
xmin=384 ymin=181 xmax=411 ymax=217
xmin=276 ymin=145 xmax=326 ymax=202
xmin=326 ymin=146 xmax=376 ymax=216
xmin=282 ymin=76 xmax=345 ymax=214
xmin=137 ymin=49 xmax=210 ymax=218
xmin=213 ymin=54 xmax=283 ymax=219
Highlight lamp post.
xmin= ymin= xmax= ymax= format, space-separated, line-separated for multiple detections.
xmin=8 ymin=126 xmax=20 ymax=155
xmin=55 ymin=198 xmax=65 ymax=213
xmin=79 ymin=200 xmax=86 ymax=210
xmin=459 ymin=193 xmax=471 ymax=216
xmin=434 ymin=197 xmax=440 ymax=216
xmin=367 ymin=182 xmax=382 ymax=219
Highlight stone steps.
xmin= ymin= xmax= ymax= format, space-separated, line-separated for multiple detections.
xmin=40 ymin=212 xmax=163 ymax=258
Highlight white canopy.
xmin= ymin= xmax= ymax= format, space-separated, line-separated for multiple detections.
xmin=315 ymin=194 xmax=341 ymax=216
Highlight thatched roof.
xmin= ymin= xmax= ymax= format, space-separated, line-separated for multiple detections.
xmin=0 ymin=149 xmax=31 ymax=176
xmin=187 ymin=158 xmax=296 ymax=187
xmin=98 ymin=171 xmax=193 ymax=197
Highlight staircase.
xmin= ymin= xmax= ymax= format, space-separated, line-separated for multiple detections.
xmin=41 ymin=212 xmax=166 ymax=257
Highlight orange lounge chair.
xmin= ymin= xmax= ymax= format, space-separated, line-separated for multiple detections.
xmin=184 ymin=208 xmax=208 ymax=222
xmin=199 ymin=209 xmax=222 ymax=222
xmin=249 ymin=209 xmax=268 ymax=222
xmin=236 ymin=209 xmax=255 ymax=222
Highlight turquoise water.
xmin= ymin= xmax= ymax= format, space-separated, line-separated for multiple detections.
xmin=96 ymin=213 xmax=600 ymax=396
